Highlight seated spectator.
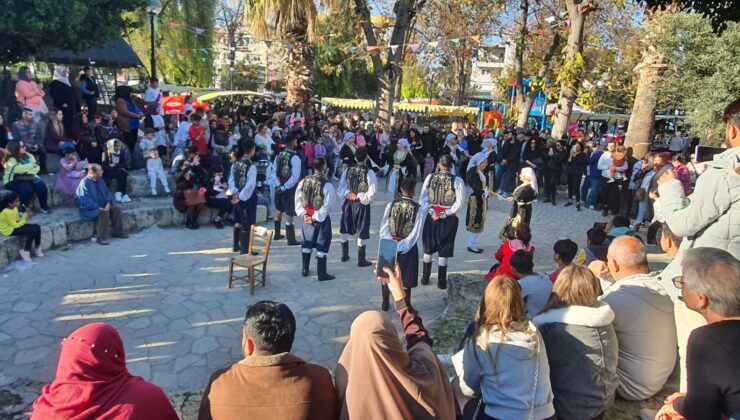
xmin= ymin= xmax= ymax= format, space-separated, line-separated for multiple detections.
xmin=574 ymin=227 xmax=608 ymax=266
xmin=54 ymin=145 xmax=86 ymax=198
xmin=11 ymin=107 xmax=47 ymax=174
xmin=146 ymin=149 xmax=170 ymax=197
xmin=599 ymin=236 xmax=676 ymax=400
xmin=533 ymin=265 xmax=619 ymax=420
xmin=606 ymin=215 xmax=639 ymax=242
xmin=76 ymin=164 xmax=128 ymax=246
xmin=510 ymin=250 xmax=552 ymax=318
xmin=199 ymin=301 xmax=338 ymax=419
xmin=485 ymin=222 xmax=534 ymax=281
xmin=0 ymin=192 xmax=43 ymax=262
xmin=453 ymin=275 xmax=555 ymax=420
xmin=205 ymin=165 xmax=231 ymax=229
xmin=72 ymin=113 xmax=100 ymax=164
xmin=2 ymin=141 xmax=49 ymax=213
xmin=656 ymin=248 xmax=740 ymax=420
xmin=548 ymin=239 xmax=578 ymax=282
xmin=139 ymin=128 xmax=157 ymax=160
xmin=45 ymin=109 xmax=75 ymax=155
xmin=31 ymin=323 xmax=178 ymax=420
xmin=101 ymin=139 xmax=131 ymax=203
xmin=173 ymin=146 xmax=206 ymax=229
xmin=336 ymin=265 xmax=455 ymax=420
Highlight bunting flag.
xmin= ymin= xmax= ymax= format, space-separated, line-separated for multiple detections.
xmin=286 ymin=43 xmax=294 ymax=50
xmin=544 ymin=16 xmax=557 ymax=23
xmin=327 ymin=46 xmax=338 ymax=53
xmin=195 ymin=27 xmax=205 ymax=35
xmin=390 ymin=45 xmax=399 ymax=54
xmin=539 ymin=28 xmax=547 ymax=35
xmin=408 ymin=43 xmax=420 ymax=52
xmin=470 ymin=35 xmax=481 ymax=43
xmin=449 ymin=38 xmax=460 ymax=44
xmin=428 ymin=41 xmax=439 ymax=49
xmin=366 ymin=45 xmax=380 ymax=52
xmin=565 ymin=19 xmax=571 ymax=26
xmin=348 ymin=46 xmax=358 ymax=54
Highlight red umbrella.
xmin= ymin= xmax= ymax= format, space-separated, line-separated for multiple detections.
xmin=161 ymin=96 xmax=209 ymax=115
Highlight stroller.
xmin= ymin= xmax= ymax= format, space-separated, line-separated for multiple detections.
xmin=254 ymin=159 xmax=275 ymax=221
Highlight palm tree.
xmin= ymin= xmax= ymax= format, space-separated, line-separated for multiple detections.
xmin=246 ymin=0 xmax=318 ymax=106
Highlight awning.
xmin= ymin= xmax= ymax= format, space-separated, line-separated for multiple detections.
xmin=196 ymin=90 xmax=271 ymax=101
xmin=36 ymin=39 xmax=143 ymax=68
xmin=322 ymin=97 xmax=376 ymax=110
xmin=322 ymin=97 xmax=480 ymax=116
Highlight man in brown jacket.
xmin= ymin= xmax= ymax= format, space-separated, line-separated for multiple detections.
xmin=198 ymin=301 xmax=338 ymax=420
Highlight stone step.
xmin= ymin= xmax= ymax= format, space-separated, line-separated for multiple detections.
xmin=0 ymin=196 xmax=267 ymax=268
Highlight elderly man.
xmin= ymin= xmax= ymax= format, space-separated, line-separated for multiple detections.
xmin=198 ymin=301 xmax=338 ymax=419
xmin=75 ymin=164 xmax=128 ymax=245
xmin=596 ymin=236 xmax=676 ymax=401
xmin=10 ymin=106 xmax=46 ymax=174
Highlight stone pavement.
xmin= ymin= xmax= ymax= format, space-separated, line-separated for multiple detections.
xmin=0 ymin=183 xmax=609 ymax=410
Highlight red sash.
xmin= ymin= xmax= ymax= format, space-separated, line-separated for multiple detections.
xmin=306 ymin=207 xmax=315 ymax=216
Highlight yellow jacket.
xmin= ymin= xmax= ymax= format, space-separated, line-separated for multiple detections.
xmin=0 ymin=208 xmax=28 ymax=236
xmin=3 ymin=155 xmax=40 ymax=185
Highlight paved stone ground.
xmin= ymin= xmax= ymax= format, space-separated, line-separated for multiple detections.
xmin=0 ymin=183 xmax=610 ymax=416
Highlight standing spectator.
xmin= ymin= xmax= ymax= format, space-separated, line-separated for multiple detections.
xmin=336 ymin=266 xmax=455 ymax=420
xmin=114 ymin=86 xmax=143 ymax=152
xmin=581 ymin=143 xmax=605 ymax=210
xmin=188 ymin=113 xmax=209 ymax=167
xmin=630 ymin=153 xmax=656 ymax=231
xmin=597 ymin=142 xmax=627 ymax=216
xmin=655 ymin=248 xmax=740 ymax=420
xmin=143 ymin=78 xmax=162 ymax=113
xmin=14 ymin=66 xmax=48 ymax=122
xmin=667 ymin=130 xmax=688 ymax=154
xmin=199 ymin=301 xmax=338 ymax=420
xmin=670 ymin=154 xmax=692 ymax=196
xmin=54 ymin=145 xmax=86 ymax=198
xmin=31 ymin=323 xmax=177 ymax=419
xmin=564 ymin=142 xmax=588 ymax=210
xmin=101 ymin=139 xmax=131 ymax=203
xmin=495 ymin=130 xmax=519 ymax=195
xmin=542 ymin=140 xmax=568 ymax=205
xmin=49 ymin=66 xmax=79 ymax=132
xmin=510 ymin=250 xmax=552 ymax=318
xmin=596 ymin=236 xmax=676 ymax=401
xmin=11 ymin=107 xmax=46 ymax=174
xmin=2 ymin=142 xmax=49 ymax=213
xmin=0 ymin=192 xmax=43 ymax=262
xmin=75 ymin=164 xmax=128 ymax=245
xmin=453 ymin=276 xmax=555 ymax=420
xmin=533 ymin=265 xmax=619 ymax=420
xmin=79 ymin=66 xmax=100 ymax=120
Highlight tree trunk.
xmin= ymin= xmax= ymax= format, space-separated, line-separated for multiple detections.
xmin=625 ymin=47 xmax=668 ymax=158
xmin=516 ymin=32 xmax=561 ymax=128
xmin=284 ymin=29 xmax=313 ymax=107
xmin=551 ymin=0 xmax=587 ymax=139
xmin=514 ymin=0 xmax=529 ymax=127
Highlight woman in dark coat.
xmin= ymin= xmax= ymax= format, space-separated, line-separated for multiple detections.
xmin=564 ymin=142 xmax=589 ymax=210
xmin=465 ymin=153 xmax=492 ymax=253
xmin=542 ymin=140 xmax=568 ymax=205
xmin=500 ymin=167 xmax=538 ymax=238
xmin=71 ymin=113 xmax=100 ymax=164
xmin=173 ymin=147 xmax=207 ymax=229
xmin=49 ymin=66 xmax=79 ymax=132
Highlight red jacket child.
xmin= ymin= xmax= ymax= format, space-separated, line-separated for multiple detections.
xmin=189 ymin=124 xmax=207 ymax=156
xmin=485 ymin=239 xmax=535 ymax=281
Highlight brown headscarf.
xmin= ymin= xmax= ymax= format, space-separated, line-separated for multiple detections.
xmin=335 ymin=311 xmax=456 ymax=420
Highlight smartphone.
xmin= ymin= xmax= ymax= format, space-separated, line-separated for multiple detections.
xmin=376 ymin=239 xmax=398 ymax=279
xmin=694 ymin=145 xmax=724 ymax=163
xmin=593 ymin=222 xmax=607 ymax=230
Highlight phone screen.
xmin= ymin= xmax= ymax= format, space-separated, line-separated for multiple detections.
xmin=376 ymin=239 xmax=398 ymax=278
xmin=694 ymin=145 xmax=724 ymax=163
xmin=593 ymin=222 xmax=607 ymax=230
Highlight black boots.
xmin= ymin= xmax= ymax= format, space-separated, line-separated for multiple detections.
xmin=239 ymin=230 xmax=249 ymax=255
xmin=341 ymin=241 xmax=350 ymax=262
xmin=358 ymin=246 xmax=372 ymax=267
xmin=381 ymin=285 xmax=390 ymax=311
xmin=285 ymin=224 xmax=300 ymax=246
xmin=438 ymin=265 xmax=448 ymax=290
xmin=232 ymin=228 xmax=240 ymax=252
xmin=274 ymin=220 xmax=284 ymax=240
xmin=317 ymin=256 xmax=336 ymax=281
xmin=421 ymin=261 xmax=432 ymax=285
xmin=301 ymin=252 xmax=311 ymax=277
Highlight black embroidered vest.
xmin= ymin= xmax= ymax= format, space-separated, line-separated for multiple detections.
xmin=301 ymin=174 xmax=327 ymax=210
xmin=428 ymin=171 xmax=456 ymax=206
xmin=347 ymin=162 xmax=369 ymax=194
xmin=388 ymin=198 xmax=419 ymax=239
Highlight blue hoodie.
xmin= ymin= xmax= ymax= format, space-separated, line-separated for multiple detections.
xmin=587 ymin=149 xmax=604 ymax=179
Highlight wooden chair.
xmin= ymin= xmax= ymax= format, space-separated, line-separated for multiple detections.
xmin=228 ymin=225 xmax=274 ymax=294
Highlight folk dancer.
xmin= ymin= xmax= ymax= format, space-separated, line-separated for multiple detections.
xmin=379 ymin=177 xmax=426 ymax=312
xmin=499 ymin=167 xmax=538 ymax=239
xmin=338 ymin=147 xmax=377 ymax=267
xmin=465 ymin=152 xmax=495 ymax=254
xmin=419 ymin=155 xmax=465 ymax=289
xmin=272 ymin=135 xmax=302 ymax=245
xmin=228 ymin=140 xmax=258 ymax=254
xmin=339 ymin=132 xmax=357 ymax=174
xmin=295 ymin=157 xmax=336 ymax=281
xmin=386 ymin=139 xmax=417 ymax=198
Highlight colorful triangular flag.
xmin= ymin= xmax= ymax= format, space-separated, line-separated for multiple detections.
xmin=428 ymin=41 xmax=439 ymax=49
xmin=348 ymin=46 xmax=358 ymax=54
xmin=470 ymin=35 xmax=481 ymax=43
xmin=287 ymin=43 xmax=294 ymax=50
xmin=449 ymin=38 xmax=460 ymax=44
xmin=390 ymin=45 xmax=398 ymax=54
xmin=367 ymin=45 xmax=380 ymax=52
xmin=408 ymin=43 xmax=420 ymax=53
xmin=195 ymin=27 xmax=205 ymax=35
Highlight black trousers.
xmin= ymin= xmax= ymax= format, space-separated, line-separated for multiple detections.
xmin=84 ymin=96 xmax=97 ymax=121
xmin=11 ymin=224 xmax=41 ymax=251
xmin=566 ymin=173 xmax=581 ymax=202
xmin=544 ymin=169 xmax=562 ymax=203
xmin=122 ymin=130 xmax=138 ymax=152
xmin=599 ymin=176 xmax=621 ymax=214
xmin=104 ymin=168 xmax=128 ymax=194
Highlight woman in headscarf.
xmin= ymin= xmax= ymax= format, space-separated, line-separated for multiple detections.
xmin=483 ymin=136 xmax=498 ymax=187
xmin=339 ymin=131 xmax=357 ymax=173
xmin=386 ymin=138 xmax=416 ymax=198
xmin=114 ymin=86 xmax=144 ymax=152
xmin=49 ymin=66 xmax=79 ymax=131
xmin=14 ymin=66 xmax=48 ymax=122
xmin=335 ymin=265 xmax=456 ymax=420
xmin=465 ymin=152 xmax=494 ymax=254
xmin=500 ymin=167 xmax=538 ymax=238
xmin=31 ymin=323 xmax=178 ymax=420
xmin=101 ymin=139 xmax=132 ymax=203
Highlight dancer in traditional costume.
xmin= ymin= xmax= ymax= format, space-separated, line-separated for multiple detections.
xmin=499 ymin=167 xmax=538 ymax=238
xmin=339 ymin=132 xmax=357 ymax=173
xmin=338 ymin=148 xmax=377 ymax=267
xmin=272 ymin=135 xmax=302 ymax=245
xmin=386 ymin=139 xmax=417 ymax=198
xmin=228 ymin=140 xmax=258 ymax=255
xmin=465 ymin=152 xmax=494 ymax=253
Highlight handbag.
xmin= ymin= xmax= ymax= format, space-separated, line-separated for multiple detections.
xmin=634 ymin=187 xmax=646 ymax=202
xmin=8 ymin=163 xmax=36 ymax=182
xmin=183 ymin=188 xmax=206 ymax=207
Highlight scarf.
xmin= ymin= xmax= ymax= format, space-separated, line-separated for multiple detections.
xmin=106 ymin=140 xmax=121 ymax=166
xmin=53 ymin=66 xmax=71 ymax=86
xmin=18 ymin=66 xmax=31 ymax=82
xmin=336 ymin=311 xmax=456 ymax=420
xmin=520 ymin=167 xmax=539 ymax=194
xmin=31 ymin=323 xmax=177 ymax=420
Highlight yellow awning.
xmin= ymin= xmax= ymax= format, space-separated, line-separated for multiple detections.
xmin=196 ymin=90 xmax=268 ymax=101
xmin=322 ymin=97 xmax=480 ymax=116
xmin=322 ymin=97 xmax=376 ymax=110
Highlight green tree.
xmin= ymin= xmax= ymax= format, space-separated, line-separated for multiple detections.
xmin=0 ymin=0 xmax=146 ymax=63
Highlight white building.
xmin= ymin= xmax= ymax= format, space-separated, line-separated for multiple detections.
xmin=470 ymin=42 xmax=515 ymax=99
xmin=212 ymin=27 xmax=285 ymax=89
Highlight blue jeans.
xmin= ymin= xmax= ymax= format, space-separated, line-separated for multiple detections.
xmin=581 ymin=176 xmax=602 ymax=208
xmin=495 ymin=163 xmax=513 ymax=194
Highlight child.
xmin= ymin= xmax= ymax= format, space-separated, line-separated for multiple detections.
xmin=139 ymin=128 xmax=157 ymax=160
xmin=485 ymin=222 xmax=534 ymax=281
xmin=144 ymin=107 xmax=168 ymax=157
xmin=608 ymin=145 xmax=627 ymax=183
xmin=146 ymin=149 xmax=171 ymax=196
xmin=143 ymin=77 xmax=162 ymax=113
xmin=314 ymin=137 xmax=327 ymax=160
xmin=188 ymin=114 xmax=208 ymax=162
xmin=0 ymin=192 xmax=43 ymax=262
xmin=671 ymin=154 xmax=692 ymax=195
xmin=548 ymin=239 xmax=578 ymax=282
xmin=575 ymin=227 xmax=609 ymax=266
xmin=303 ymin=140 xmax=315 ymax=175
xmin=606 ymin=215 xmax=640 ymax=242
xmin=423 ymin=153 xmax=435 ymax=178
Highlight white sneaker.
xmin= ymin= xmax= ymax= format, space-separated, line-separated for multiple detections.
xmin=151 ymin=189 xmax=158 ymax=196
xmin=164 ymin=188 xmax=171 ymax=195
xmin=19 ymin=250 xmax=32 ymax=262
xmin=122 ymin=194 xmax=132 ymax=203
xmin=115 ymin=192 xmax=123 ymax=202
xmin=32 ymin=247 xmax=44 ymax=257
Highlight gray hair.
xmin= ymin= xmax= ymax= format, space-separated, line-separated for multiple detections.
xmin=683 ymin=248 xmax=740 ymax=317
xmin=608 ymin=236 xmax=648 ymax=269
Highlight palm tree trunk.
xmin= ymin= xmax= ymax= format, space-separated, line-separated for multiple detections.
xmin=551 ymin=0 xmax=587 ymax=139
xmin=284 ymin=29 xmax=313 ymax=107
xmin=625 ymin=48 xmax=668 ymax=158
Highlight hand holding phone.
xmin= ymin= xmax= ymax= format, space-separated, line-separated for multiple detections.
xmin=376 ymin=239 xmax=398 ymax=279
xmin=378 ymin=264 xmax=405 ymax=302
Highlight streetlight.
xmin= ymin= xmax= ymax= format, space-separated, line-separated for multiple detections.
xmin=146 ymin=0 xmax=163 ymax=79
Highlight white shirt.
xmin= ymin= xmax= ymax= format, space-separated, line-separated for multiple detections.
xmin=379 ymin=199 xmax=427 ymax=254
xmin=144 ymin=87 xmax=161 ymax=103
xmin=146 ymin=157 xmax=164 ymax=173
xmin=295 ymin=178 xmax=335 ymax=223
xmin=668 ymin=136 xmax=688 ymax=152
xmin=337 ymin=165 xmax=377 ymax=205
xmin=173 ymin=121 xmax=191 ymax=148
xmin=597 ymin=151 xmax=628 ymax=179
xmin=419 ymin=172 xmax=465 ymax=217
xmin=228 ymin=161 xmax=257 ymax=202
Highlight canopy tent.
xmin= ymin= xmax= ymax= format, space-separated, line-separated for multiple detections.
xmin=160 ymin=84 xmax=213 ymax=95
xmin=195 ymin=90 xmax=272 ymax=102
xmin=35 ymin=39 xmax=143 ymax=68
xmin=322 ymin=97 xmax=479 ymax=117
